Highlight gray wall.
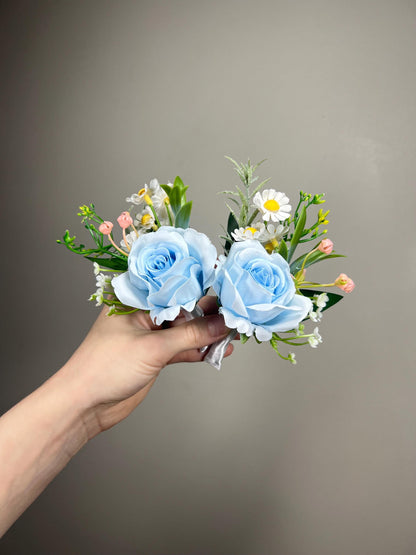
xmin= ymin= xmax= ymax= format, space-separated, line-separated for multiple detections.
xmin=1 ymin=1 xmax=416 ymax=553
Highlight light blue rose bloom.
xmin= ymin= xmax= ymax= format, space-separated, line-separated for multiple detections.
xmin=213 ymin=240 xmax=312 ymax=341
xmin=112 ymin=226 xmax=217 ymax=325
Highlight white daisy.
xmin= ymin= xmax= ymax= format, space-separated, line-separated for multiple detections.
xmin=261 ymin=223 xmax=289 ymax=243
xmin=231 ymin=223 xmax=265 ymax=241
xmin=253 ymin=189 xmax=291 ymax=222
xmin=135 ymin=205 xmax=155 ymax=230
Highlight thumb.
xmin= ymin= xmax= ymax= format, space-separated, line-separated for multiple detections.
xmin=160 ymin=314 xmax=229 ymax=360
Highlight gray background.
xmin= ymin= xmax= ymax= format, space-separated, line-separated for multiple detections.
xmin=1 ymin=0 xmax=415 ymax=553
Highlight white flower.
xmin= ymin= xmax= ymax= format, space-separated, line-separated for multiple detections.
xmin=89 ymin=287 xmax=104 ymax=306
xmin=107 ymin=304 xmax=117 ymax=315
xmin=95 ymin=273 xmax=112 ymax=289
xmin=260 ymin=223 xmax=289 ymax=243
xmin=253 ymin=189 xmax=291 ymax=222
xmin=309 ymin=293 xmax=329 ymax=322
xmin=148 ymin=178 xmax=160 ymax=193
xmin=121 ymin=230 xmax=139 ymax=249
xmin=314 ymin=292 xmax=329 ymax=309
xmin=152 ymin=188 xmax=169 ymax=211
xmin=288 ymin=352 xmax=297 ymax=364
xmin=135 ymin=205 xmax=155 ymax=230
xmin=231 ymin=223 xmax=265 ymax=241
xmin=308 ymin=309 xmax=322 ymax=323
xmin=126 ymin=183 xmax=149 ymax=205
xmin=126 ymin=193 xmax=141 ymax=205
xmin=93 ymin=262 xmax=101 ymax=275
xmin=308 ymin=327 xmax=322 ymax=348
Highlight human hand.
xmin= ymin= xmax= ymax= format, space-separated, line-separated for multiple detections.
xmin=60 ymin=296 xmax=232 ymax=438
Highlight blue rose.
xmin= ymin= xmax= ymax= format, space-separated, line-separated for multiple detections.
xmin=213 ymin=240 xmax=312 ymax=341
xmin=112 ymin=226 xmax=217 ymax=325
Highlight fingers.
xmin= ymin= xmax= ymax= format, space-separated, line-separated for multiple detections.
xmin=169 ymin=342 xmax=234 ymax=365
xmin=158 ymin=313 xmax=229 ymax=362
xmin=197 ymin=295 xmax=220 ymax=315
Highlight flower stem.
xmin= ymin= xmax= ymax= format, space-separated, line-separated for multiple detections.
xmin=166 ymin=204 xmax=174 ymax=226
xmin=301 ymin=281 xmax=335 ymax=287
xmin=122 ymin=229 xmax=131 ymax=251
xmin=107 ymin=235 xmax=129 ymax=257
xmin=246 ymin=209 xmax=259 ymax=226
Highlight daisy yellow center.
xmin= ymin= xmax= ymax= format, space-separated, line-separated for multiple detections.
xmin=246 ymin=227 xmax=257 ymax=234
xmin=141 ymin=214 xmax=152 ymax=225
xmin=264 ymin=199 xmax=280 ymax=212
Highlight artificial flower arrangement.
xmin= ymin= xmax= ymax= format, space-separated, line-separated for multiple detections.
xmin=58 ymin=157 xmax=355 ymax=369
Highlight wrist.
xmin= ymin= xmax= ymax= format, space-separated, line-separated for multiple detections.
xmin=55 ymin=361 xmax=104 ymax=442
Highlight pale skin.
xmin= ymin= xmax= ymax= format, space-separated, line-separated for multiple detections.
xmin=0 ymin=296 xmax=232 ymax=537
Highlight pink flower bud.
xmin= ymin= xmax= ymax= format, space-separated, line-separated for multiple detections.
xmin=335 ymin=273 xmax=355 ymax=293
xmin=99 ymin=221 xmax=114 ymax=235
xmin=117 ymin=211 xmax=133 ymax=229
xmin=318 ymin=238 xmax=334 ymax=254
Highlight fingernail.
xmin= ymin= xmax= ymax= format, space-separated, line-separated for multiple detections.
xmin=207 ymin=314 xmax=228 ymax=337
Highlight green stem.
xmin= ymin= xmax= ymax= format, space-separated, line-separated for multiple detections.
xmin=166 ymin=204 xmax=174 ymax=226
xmin=149 ymin=205 xmax=161 ymax=228
xmin=301 ymin=281 xmax=335 ymax=287
xmin=115 ymin=308 xmax=140 ymax=315
xmin=299 ymin=247 xmax=318 ymax=275
xmin=281 ymin=340 xmax=309 ymax=346
xmin=246 ymin=209 xmax=259 ymax=226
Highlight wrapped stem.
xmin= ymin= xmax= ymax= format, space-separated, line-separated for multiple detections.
xmin=204 ymin=329 xmax=238 ymax=370
xmin=182 ymin=304 xmax=208 ymax=353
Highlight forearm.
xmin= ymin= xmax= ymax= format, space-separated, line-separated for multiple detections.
xmin=0 ymin=367 xmax=91 ymax=537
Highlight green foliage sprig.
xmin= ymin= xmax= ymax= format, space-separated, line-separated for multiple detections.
xmin=160 ymin=176 xmax=192 ymax=229
xmin=57 ymin=204 xmax=128 ymax=271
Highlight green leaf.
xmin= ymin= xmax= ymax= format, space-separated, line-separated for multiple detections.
xmin=288 ymin=205 xmax=307 ymax=262
xmin=169 ymin=186 xmax=182 ymax=215
xmin=240 ymin=333 xmax=250 ymax=344
xmin=224 ymin=211 xmax=239 ymax=254
xmin=160 ymin=184 xmax=172 ymax=196
xmin=85 ymin=223 xmax=103 ymax=248
xmin=173 ymin=176 xmax=187 ymax=195
xmin=278 ymin=239 xmax=288 ymax=259
xmin=299 ymin=289 xmax=343 ymax=315
xmin=175 ymin=201 xmax=192 ymax=229
xmin=290 ymin=251 xmax=345 ymax=274
xmin=226 ymin=211 xmax=238 ymax=237
xmin=85 ymin=256 xmax=128 ymax=271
